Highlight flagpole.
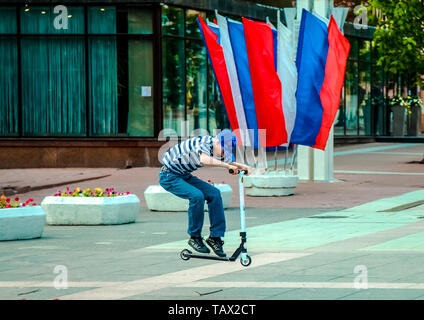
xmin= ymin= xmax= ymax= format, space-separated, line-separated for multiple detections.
xmin=290 ymin=144 xmax=298 ymax=174
xmin=274 ymin=147 xmax=278 ymax=171
xmin=284 ymin=147 xmax=288 ymax=174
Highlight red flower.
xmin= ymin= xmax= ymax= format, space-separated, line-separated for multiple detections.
xmin=126 ymin=192 xmax=130 ymax=195
xmin=5 ymin=204 xmax=11 ymax=208
xmin=5 ymin=198 xmax=10 ymax=203
xmin=22 ymin=203 xmax=26 ymax=207
xmin=15 ymin=197 xmax=19 ymax=202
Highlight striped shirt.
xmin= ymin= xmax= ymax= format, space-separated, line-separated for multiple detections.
xmin=161 ymin=136 xmax=230 ymax=175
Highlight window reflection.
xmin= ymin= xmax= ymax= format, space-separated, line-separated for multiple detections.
xmin=208 ymin=64 xmax=230 ymax=133
xmin=334 ymin=86 xmax=345 ymax=135
xmin=185 ymin=10 xmax=204 ymax=39
xmin=186 ymin=39 xmax=207 ymax=133
xmin=127 ymin=40 xmax=154 ymax=136
xmin=345 ymin=60 xmax=359 ymax=135
xmin=359 ymin=62 xmax=371 ymax=135
xmin=162 ymin=38 xmax=185 ymax=135
xmin=162 ymin=6 xmax=183 ymax=36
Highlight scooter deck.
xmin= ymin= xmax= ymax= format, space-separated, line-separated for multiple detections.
xmin=185 ymin=252 xmax=234 ymax=262
xmin=180 ymin=247 xmax=251 ymax=266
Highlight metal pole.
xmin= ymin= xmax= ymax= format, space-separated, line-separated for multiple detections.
xmin=290 ymin=144 xmax=298 ymax=174
xmin=274 ymin=148 xmax=278 ymax=171
xmin=239 ymin=171 xmax=246 ymax=233
xmin=284 ymin=147 xmax=289 ymax=174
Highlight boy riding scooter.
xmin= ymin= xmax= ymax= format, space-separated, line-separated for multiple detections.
xmin=159 ymin=130 xmax=252 ymax=257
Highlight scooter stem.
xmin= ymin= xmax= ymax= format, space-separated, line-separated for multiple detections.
xmin=239 ymin=171 xmax=246 ymax=233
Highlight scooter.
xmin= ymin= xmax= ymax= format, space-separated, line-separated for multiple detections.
xmin=180 ymin=169 xmax=252 ymax=267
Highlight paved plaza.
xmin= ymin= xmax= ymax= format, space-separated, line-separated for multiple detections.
xmin=1 ymin=143 xmax=424 ymax=300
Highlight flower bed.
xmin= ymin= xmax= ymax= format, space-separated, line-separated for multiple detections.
xmin=0 ymin=195 xmax=45 ymax=241
xmin=1 ymin=195 xmax=37 ymax=209
xmin=41 ymin=187 xmax=140 ymax=225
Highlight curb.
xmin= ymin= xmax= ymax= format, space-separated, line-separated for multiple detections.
xmin=0 ymin=174 xmax=112 ymax=196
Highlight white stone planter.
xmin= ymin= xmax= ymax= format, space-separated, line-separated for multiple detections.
xmin=244 ymin=173 xmax=299 ymax=197
xmin=0 ymin=206 xmax=46 ymax=241
xmin=144 ymin=184 xmax=232 ymax=212
xmin=41 ymin=195 xmax=140 ymax=225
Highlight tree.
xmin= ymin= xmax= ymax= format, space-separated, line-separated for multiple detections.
xmin=368 ymin=0 xmax=424 ymax=164
xmin=368 ymin=0 xmax=424 ymax=89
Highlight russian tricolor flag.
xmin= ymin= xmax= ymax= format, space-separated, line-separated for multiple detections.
xmin=198 ymin=10 xmax=349 ymax=152
xmin=197 ymin=15 xmax=242 ymax=146
xmin=291 ymin=9 xmax=350 ymax=150
xmin=242 ymin=17 xmax=287 ymax=148
xmin=198 ymin=14 xmax=287 ymax=148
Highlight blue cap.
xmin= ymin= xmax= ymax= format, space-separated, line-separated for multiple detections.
xmin=216 ymin=129 xmax=237 ymax=163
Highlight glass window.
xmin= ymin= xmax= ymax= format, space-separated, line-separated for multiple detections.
xmin=185 ymin=10 xmax=205 ymax=39
xmin=347 ymin=37 xmax=358 ymax=60
xmin=162 ymin=5 xmax=184 ymax=37
xmin=116 ymin=7 xmax=153 ymax=34
xmin=88 ymin=6 xmax=154 ymax=137
xmin=162 ymin=6 xmax=225 ymax=137
xmin=163 ymin=38 xmax=185 ymax=135
xmin=345 ymin=60 xmax=359 ymax=135
xmin=208 ymin=64 xmax=230 ymax=133
xmin=0 ymin=7 xmax=17 ymax=34
xmin=371 ymin=64 xmax=386 ymax=135
xmin=186 ymin=39 xmax=207 ymax=133
xmin=88 ymin=6 xmax=117 ymax=135
xmin=334 ymin=87 xmax=345 ymax=136
xmin=21 ymin=36 xmax=86 ymax=136
xmin=127 ymin=8 xmax=153 ymax=34
xmin=21 ymin=6 xmax=84 ymax=34
xmin=88 ymin=6 xmax=116 ymax=33
xmin=127 ymin=39 xmax=154 ymax=136
xmin=359 ymin=62 xmax=372 ymax=135
xmin=89 ymin=36 xmax=118 ymax=135
xmin=0 ymin=36 xmax=18 ymax=135
xmin=359 ymin=39 xmax=371 ymax=62
xmin=0 ymin=7 xmax=18 ymax=136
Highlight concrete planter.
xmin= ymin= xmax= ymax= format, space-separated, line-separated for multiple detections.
xmin=391 ymin=105 xmax=406 ymax=136
xmin=407 ymin=105 xmax=422 ymax=136
xmin=41 ymin=195 xmax=140 ymax=225
xmin=244 ymin=173 xmax=299 ymax=197
xmin=144 ymin=184 xmax=232 ymax=212
xmin=0 ymin=206 xmax=46 ymax=241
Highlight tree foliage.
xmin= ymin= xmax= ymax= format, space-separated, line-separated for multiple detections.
xmin=368 ymin=0 xmax=424 ymax=87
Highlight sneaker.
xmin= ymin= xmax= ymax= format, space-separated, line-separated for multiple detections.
xmin=206 ymin=237 xmax=226 ymax=257
xmin=188 ymin=237 xmax=210 ymax=254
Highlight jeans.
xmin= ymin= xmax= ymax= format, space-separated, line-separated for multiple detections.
xmin=159 ymin=170 xmax=226 ymax=238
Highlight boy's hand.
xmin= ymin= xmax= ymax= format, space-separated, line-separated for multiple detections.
xmin=241 ymin=165 xmax=254 ymax=175
xmin=228 ymin=165 xmax=239 ymax=175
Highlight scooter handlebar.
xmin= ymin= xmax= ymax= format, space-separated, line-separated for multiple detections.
xmin=229 ymin=169 xmax=248 ymax=175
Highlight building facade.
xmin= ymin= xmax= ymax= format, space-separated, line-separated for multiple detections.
xmin=0 ymin=0 xmax=410 ymax=168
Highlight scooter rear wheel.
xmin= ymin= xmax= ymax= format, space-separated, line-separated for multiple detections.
xmin=240 ymin=255 xmax=252 ymax=267
xmin=180 ymin=249 xmax=192 ymax=261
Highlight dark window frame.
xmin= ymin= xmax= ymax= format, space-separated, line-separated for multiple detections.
xmin=0 ymin=3 xmax=160 ymax=139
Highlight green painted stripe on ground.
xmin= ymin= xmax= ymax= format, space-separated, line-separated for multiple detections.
xmin=334 ymin=170 xmax=424 ymax=175
xmin=362 ymin=231 xmax=424 ymax=251
xmin=345 ymin=190 xmax=424 ymax=213
xmin=147 ymin=190 xmax=424 ymax=252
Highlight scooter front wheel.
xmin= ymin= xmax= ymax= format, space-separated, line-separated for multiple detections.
xmin=180 ymin=249 xmax=192 ymax=261
xmin=240 ymin=255 xmax=252 ymax=267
